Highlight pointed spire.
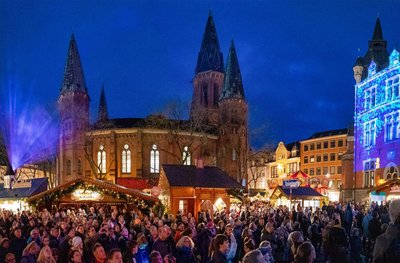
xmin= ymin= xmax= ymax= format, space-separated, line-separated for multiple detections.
xmin=372 ymin=17 xmax=383 ymax=40
xmin=220 ymin=40 xmax=245 ymax=101
xmin=97 ymin=85 xmax=109 ymax=122
xmin=195 ymin=13 xmax=224 ymax=74
xmin=60 ymin=34 xmax=88 ymax=95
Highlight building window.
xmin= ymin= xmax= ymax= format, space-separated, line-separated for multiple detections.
xmin=67 ymin=160 xmax=72 ymax=175
xmin=122 ymin=144 xmax=131 ymax=173
xmin=330 ymin=153 xmax=335 ymax=161
xmin=310 ymin=155 xmax=315 ymax=163
xmin=364 ymin=86 xmax=376 ymax=110
xmin=385 ymin=165 xmax=399 ymax=180
xmin=330 ymin=140 xmax=336 ymax=148
xmin=337 ymin=166 xmax=342 ymax=174
xmin=323 ymin=154 xmax=328 ymax=162
xmin=384 ymin=112 xmax=400 ymax=142
xmin=363 ymin=160 xmax=375 ymax=187
xmin=288 ymin=162 xmax=298 ymax=173
xmin=316 ymin=167 xmax=321 ymax=175
xmin=304 ymin=156 xmax=308 ymax=164
xmin=304 ymin=145 xmax=309 ymax=151
xmin=183 ymin=146 xmax=191 ymax=165
xmin=386 ymin=76 xmax=400 ymax=102
xmin=330 ymin=166 xmax=335 ymax=174
xmin=323 ymin=141 xmax=329 ymax=149
xmin=178 ymin=200 xmax=188 ymax=214
xmin=77 ymin=159 xmax=82 ymax=175
xmin=338 ymin=139 xmax=344 ymax=147
xmin=316 ymin=155 xmax=321 ymax=162
xmin=201 ymin=84 xmax=208 ymax=106
xmin=271 ymin=166 xmax=278 ymax=178
xmin=323 ymin=167 xmax=329 ymax=176
xmin=259 ymin=180 xmax=266 ymax=189
xmin=316 ymin=142 xmax=321 ymax=149
xmin=232 ymin=149 xmax=237 ymax=161
xmin=150 ymin=144 xmax=160 ymax=173
xmin=310 ymin=143 xmax=315 ymax=150
xmin=364 ymin=120 xmax=377 ymax=147
xmin=309 ymin=168 xmax=315 ymax=176
xmin=97 ymin=144 xmax=106 ymax=174
xmin=338 ymin=153 xmax=343 ymax=160
xmin=304 ymin=169 xmax=308 ymax=174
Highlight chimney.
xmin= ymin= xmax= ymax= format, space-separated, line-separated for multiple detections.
xmin=195 ymin=158 xmax=204 ymax=169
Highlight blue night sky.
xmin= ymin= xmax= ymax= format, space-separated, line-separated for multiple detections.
xmin=1 ymin=0 xmax=400 ymax=149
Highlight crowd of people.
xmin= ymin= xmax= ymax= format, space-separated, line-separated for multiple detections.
xmin=0 ymin=198 xmax=399 ymax=263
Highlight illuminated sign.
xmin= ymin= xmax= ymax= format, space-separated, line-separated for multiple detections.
xmin=283 ymin=179 xmax=300 ymax=189
xmin=71 ymin=189 xmax=103 ymax=201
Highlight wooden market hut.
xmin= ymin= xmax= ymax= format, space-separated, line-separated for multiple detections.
xmin=159 ymin=164 xmax=243 ymax=217
xmin=270 ymin=186 xmax=324 ymax=209
xmin=27 ymin=177 xmax=158 ymax=209
xmin=368 ymin=178 xmax=400 ymax=203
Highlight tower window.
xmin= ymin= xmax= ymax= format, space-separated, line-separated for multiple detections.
xmin=232 ymin=148 xmax=237 ymax=161
xmin=213 ymin=84 xmax=219 ymax=107
xmin=77 ymin=159 xmax=82 ymax=175
xmin=67 ymin=160 xmax=71 ymax=176
xmin=97 ymin=144 xmax=106 ymax=174
xmin=150 ymin=144 xmax=159 ymax=173
xmin=122 ymin=144 xmax=131 ymax=173
xmin=182 ymin=146 xmax=191 ymax=165
xmin=201 ymin=84 xmax=208 ymax=106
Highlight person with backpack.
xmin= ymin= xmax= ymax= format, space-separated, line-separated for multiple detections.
xmin=372 ymin=199 xmax=400 ymax=263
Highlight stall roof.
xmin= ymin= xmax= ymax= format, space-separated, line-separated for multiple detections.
xmin=0 ymin=178 xmax=48 ymax=199
xmin=162 ymin=164 xmax=243 ymax=189
xmin=27 ymin=176 xmax=158 ymax=203
xmin=271 ymin=186 xmax=323 ymax=199
xmin=367 ymin=178 xmax=400 ymax=194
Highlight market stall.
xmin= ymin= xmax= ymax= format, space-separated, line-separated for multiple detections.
xmin=270 ymin=186 xmax=324 ymax=210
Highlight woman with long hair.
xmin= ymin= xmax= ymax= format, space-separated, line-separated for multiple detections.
xmin=69 ymin=249 xmax=83 ymax=263
xmin=37 ymin=245 xmax=56 ymax=263
xmin=294 ymin=242 xmax=316 ymax=263
xmin=209 ymin=234 xmax=229 ymax=263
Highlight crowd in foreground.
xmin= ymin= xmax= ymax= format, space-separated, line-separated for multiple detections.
xmin=0 ymin=198 xmax=399 ymax=263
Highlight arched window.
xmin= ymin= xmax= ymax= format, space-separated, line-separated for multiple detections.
xmin=77 ymin=159 xmax=82 ymax=175
xmin=183 ymin=146 xmax=191 ymax=165
xmin=97 ymin=144 xmax=106 ymax=174
xmin=201 ymin=84 xmax=208 ymax=106
xmin=385 ymin=165 xmax=399 ymax=180
xmin=232 ymin=148 xmax=237 ymax=161
xmin=213 ymin=84 xmax=219 ymax=107
xmin=150 ymin=144 xmax=159 ymax=173
xmin=67 ymin=160 xmax=71 ymax=175
xmin=122 ymin=144 xmax=131 ymax=173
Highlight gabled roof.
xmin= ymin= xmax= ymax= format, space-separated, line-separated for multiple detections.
xmin=195 ymin=12 xmax=224 ymax=74
xmin=27 ymin=176 xmax=158 ymax=203
xmin=306 ymin=128 xmax=348 ymax=140
xmin=162 ymin=164 xmax=243 ymax=189
xmin=271 ymin=186 xmax=323 ymax=199
xmin=0 ymin=177 xmax=47 ymax=199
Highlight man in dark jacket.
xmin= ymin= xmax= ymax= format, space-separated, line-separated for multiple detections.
xmin=326 ymin=219 xmax=349 ymax=263
xmin=9 ymin=227 xmax=26 ymax=263
xmin=369 ymin=211 xmax=382 ymax=242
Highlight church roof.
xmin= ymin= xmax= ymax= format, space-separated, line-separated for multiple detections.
xmin=162 ymin=164 xmax=243 ymax=189
xmin=195 ymin=12 xmax=224 ymax=74
xmin=372 ymin=17 xmax=383 ymax=40
xmin=220 ymin=41 xmax=245 ymax=101
xmin=306 ymin=128 xmax=348 ymax=140
xmin=60 ymin=34 xmax=88 ymax=95
xmin=97 ymin=85 xmax=109 ymax=123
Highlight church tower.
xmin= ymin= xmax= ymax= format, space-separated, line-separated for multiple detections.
xmin=97 ymin=85 xmax=109 ymax=123
xmin=57 ymin=34 xmax=90 ymax=183
xmin=190 ymin=12 xmax=225 ymax=125
xmin=218 ymin=41 xmax=248 ymax=184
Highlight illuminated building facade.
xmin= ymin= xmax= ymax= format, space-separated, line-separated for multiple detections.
xmin=352 ymin=18 xmax=400 ymax=202
xmin=56 ymin=13 xmax=248 ymax=189
xmin=300 ymin=129 xmax=348 ymax=201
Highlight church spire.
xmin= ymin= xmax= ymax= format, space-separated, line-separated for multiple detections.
xmin=195 ymin=12 xmax=224 ymax=74
xmin=372 ymin=17 xmax=383 ymax=40
xmin=220 ymin=40 xmax=245 ymax=101
xmin=97 ymin=85 xmax=109 ymax=122
xmin=60 ymin=34 xmax=88 ymax=95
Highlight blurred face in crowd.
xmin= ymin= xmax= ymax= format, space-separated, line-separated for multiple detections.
xmin=220 ymin=240 xmax=230 ymax=254
xmin=94 ymin=245 xmax=106 ymax=261
xmin=5 ymin=253 xmax=16 ymax=263
xmin=225 ymin=225 xmax=233 ymax=236
xmin=108 ymin=251 xmax=123 ymax=263
xmin=72 ymin=250 xmax=82 ymax=263
xmin=14 ymin=229 xmax=22 ymax=238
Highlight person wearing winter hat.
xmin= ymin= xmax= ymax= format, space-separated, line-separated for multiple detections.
xmin=70 ymin=236 xmax=83 ymax=254
xmin=0 ymin=237 xmax=10 ymax=262
xmin=373 ymin=199 xmax=400 ymax=262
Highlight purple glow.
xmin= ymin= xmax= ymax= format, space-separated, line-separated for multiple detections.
xmin=0 ymin=85 xmax=58 ymax=170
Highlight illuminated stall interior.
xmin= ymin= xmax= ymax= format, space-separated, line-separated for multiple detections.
xmin=0 ymin=177 xmax=48 ymax=212
xmin=270 ymin=186 xmax=324 ymax=210
xmin=159 ymin=164 xmax=243 ymax=217
xmin=27 ymin=177 xmax=158 ymax=209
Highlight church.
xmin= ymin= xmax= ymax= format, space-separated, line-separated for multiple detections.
xmin=56 ymin=13 xmax=249 ymax=190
